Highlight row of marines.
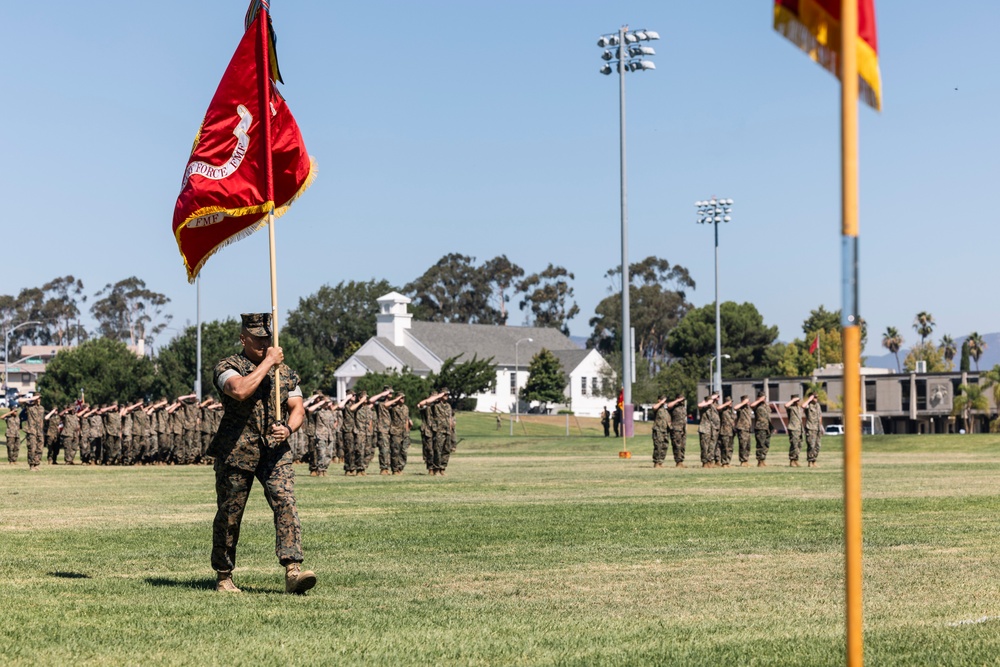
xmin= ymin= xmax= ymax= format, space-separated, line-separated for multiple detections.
xmin=288 ymin=387 xmax=456 ymax=476
xmin=649 ymin=390 xmax=823 ymax=468
xmin=3 ymin=394 xmax=224 ymax=470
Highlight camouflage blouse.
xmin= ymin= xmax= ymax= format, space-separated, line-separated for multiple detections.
xmin=208 ymin=352 xmax=301 ymax=471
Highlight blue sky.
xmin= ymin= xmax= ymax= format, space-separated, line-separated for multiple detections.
xmin=4 ymin=1 xmax=998 ymax=358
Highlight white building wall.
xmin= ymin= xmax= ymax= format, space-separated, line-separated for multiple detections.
xmin=565 ymin=350 xmax=613 ymax=417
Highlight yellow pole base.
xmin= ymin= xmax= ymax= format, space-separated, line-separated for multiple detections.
xmin=618 ymin=451 xmax=631 ymax=459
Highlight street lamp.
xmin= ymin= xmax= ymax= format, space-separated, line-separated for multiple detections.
xmin=4 ymin=320 xmax=43 ymax=400
xmin=696 ymin=197 xmax=734 ymax=395
xmin=512 ymin=337 xmax=533 ymax=433
xmin=709 ymin=354 xmax=731 ymax=394
xmin=597 ymin=25 xmax=659 ymax=438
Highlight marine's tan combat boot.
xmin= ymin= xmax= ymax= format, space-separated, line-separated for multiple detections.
xmin=216 ymin=571 xmax=242 ymax=593
xmin=757 ymin=461 xmax=767 ymax=467
xmin=285 ymin=563 xmax=317 ymax=595
xmin=380 ymin=469 xmax=390 ymax=475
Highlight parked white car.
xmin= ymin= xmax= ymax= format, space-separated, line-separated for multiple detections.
xmin=824 ymin=424 xmax=845 ymax=435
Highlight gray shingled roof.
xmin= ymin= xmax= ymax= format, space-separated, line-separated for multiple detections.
xmin=408 ymin=322 xmax=580 ymax=367
xmin=355 ymin=355 xmax=387 ymax=373
xmin=373 ymin=338 xmax=431 ymax=373
xmin=549 ymin=349 xmax=591 ymax=376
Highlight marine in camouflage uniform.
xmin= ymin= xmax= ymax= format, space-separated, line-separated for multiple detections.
xmin=356 ymin=399 xmax=375 ymax=473
xmin=388 ymin=395 xmax=411 ymax=474
xmin=667 ymin=395 xmax=687 ymax=467
xmin=4 ymin=409 xmax=21 ymax=463
xmin=45 ymin=408 xmax=62 ymax=464
xmin=423 ymin=389 xmax=454 ymax=475
xmin=25 ymin=399 xmax=45 ymax=470
xmin=103 ymin=405 xmax=122 ymax=465
xmin=61 ymin=409 xmax=81 ymax=464
xmin=371 ymin=388 xmax=394 ymax=475
xmin=131 ymin=402 xmax=150 ymax=465
xmin=331 ymin=405 xmax=344 ymax=464
xmin=784 ymin=395 xmax=804 ymax=466
xmin=649 ymin=396 xmax=670 ymax=468
xmin=418 ymin=401 xmax=432 ymax=472
xmin=734 ymin=396 xmax=753 ymax=466
xmin=752 ymin=392 xmax=771 ymax=466
xmin=341 ymin=392 xmax=359 ymax=475
xmin=121 ymin=406 xmax=134 ymax=465
xmin=716 ymin=397 xmax=736 ymax=467
xmin=313 ymin=400 xmax=336 ymax=476
xmin=804 ymin=393 xmax=823 ymax=467
xmin=86 ymin=409 xmax=105 ymax=464
xmin=209 ymin=313 xmax=315 ymax=595
xmin=697 ymin=393 xmax=719 ymax=467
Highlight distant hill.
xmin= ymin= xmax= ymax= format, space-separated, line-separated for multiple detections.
xmin=865 ymin=332 xmax=1000 ymax=372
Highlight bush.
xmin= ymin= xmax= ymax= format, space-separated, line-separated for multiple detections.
xmin=455 ymin=397 xmax=477 ymax=412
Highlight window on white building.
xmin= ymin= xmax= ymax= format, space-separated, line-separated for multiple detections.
xmin=510 ymin=372 xmax=517 ymax=395
xmin=580 ymin=376 xmax=587 ymax=396
xmin=591 ymin=377 xmax=598 ymax=395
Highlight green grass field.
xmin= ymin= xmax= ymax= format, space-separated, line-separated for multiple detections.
xmin=3 ymin=412 xmax=1000 ymax=665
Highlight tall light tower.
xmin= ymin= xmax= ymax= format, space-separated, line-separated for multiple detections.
xmin=597 ymin=25 xmax=659 ymax=437
xmin=696 ymin=197 xmax=734 ymax=393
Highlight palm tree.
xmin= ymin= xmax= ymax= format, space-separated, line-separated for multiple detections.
xmin=980 ymin=364 xmax=1000 ymax=420
xmin=939 ymin=334 xmax=957 ymax=369
xmin=882 ymin=326 xmax=903 ymax=373
xmin=967 ymin=332 xmax=987 ymax=371
xmin=953 ymin=383 xmax=988 ymax=433
xmin=913 ymin=311 xmax=935 ymax=345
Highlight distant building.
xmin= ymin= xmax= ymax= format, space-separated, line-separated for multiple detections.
xmin=698 ymin=364 xmax=995 ymax=434
xmin=3 ymin=341 xmax=146 ymax=397
xmin=334 ymin=292 xmax=613 ymax=416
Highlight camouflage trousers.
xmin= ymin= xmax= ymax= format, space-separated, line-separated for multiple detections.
xmin=361 ymin=433 xmax=375 ymax=470
xmin=342 ymin=431 xmax=361 ymax=473
xmin=376 ymin=431 xmax=391 ymax=471
xmin=716 ymin=431 xmax=735 ymax=466
xmin=333 ymin=431 xmax=344 ymax=461
xmin=157 ymin=432 xmax=172 ymax=463
xmin=47 ymin=438 xmax=63 ymax=464
xmin=26 ymin=432 xmax=43 ymax=467
xmin=669 ymin=427 xmax=686 ymax=464
xmin=651 ymin=429 xmax=669 ymax=465
xmin=312 ymin=437 xmax=332 ymax=473
xmin=788 ymin=430 xmax=803 ymax=462
xmin=431 ymin=429 xmax=450 ymax=471
xmin=698 ymin=431 xmax=717 ymax=465
xmin=805 ymin=430 xmax=822 ymax=463
xmin=211 ymin=458 xmax=303 ymax=572
xmin=61 ymin=435 xmax=79 ymax=464
xmin=389 ymin=432 xmax=409 ymax=472
xmin=7 ymin=433 xmax=20 ymax=463
xmin=737 ymin=430 xmax=752 ymax=463
xmin=420 ymin=429 xmax=432 ymax=469
xmin=755 ymin=429 xmax=771 ymax=462
xmin=104 ymin=435 xmax=122 ymax=465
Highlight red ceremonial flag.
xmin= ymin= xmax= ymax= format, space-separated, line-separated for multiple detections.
xmin=617 ymin=388 xmax=624 ymax=411
xmin=773 ymin=0 xmax=882 ymax=110
xmin=172 ymin=2 xmax=316 ymax=282
xmin=809 ymin=334 xmax=820 ymax=355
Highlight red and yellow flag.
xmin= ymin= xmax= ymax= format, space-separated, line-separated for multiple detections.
xmin=774 ymin=0 xmax=882 ymax=110
xmin=172 ymin=4 xmax=316 ymax=282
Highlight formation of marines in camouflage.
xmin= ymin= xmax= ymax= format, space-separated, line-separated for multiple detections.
xmin=649 ymin=388 xmax=822 ymax=469
xmin=4 ymin=394 xmax=225 ymax=470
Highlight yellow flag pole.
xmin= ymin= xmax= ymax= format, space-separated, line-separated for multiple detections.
xmin=268 ymin=207 xmax=282 ymax=424
xmin=840 ymin=1 xmax=864 ymax=664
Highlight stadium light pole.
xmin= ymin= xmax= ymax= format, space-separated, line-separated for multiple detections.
xmin=597 ymin=25 xmax=659 ymax=438
xmin=709 ymin=354 xmax=731 ymax=394
xmin=696 ymin=197 xmax=734 ymax=394
xmin=4 ymin=320 xmax=43 ymax=399
xmin=512 ymin=337 xmax=533 ymax=433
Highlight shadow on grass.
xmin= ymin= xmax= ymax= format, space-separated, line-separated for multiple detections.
xmin=48 ymin=571 xmax=91 ymax=579
xmin=144 ymin=577 xmax=278 ymax=594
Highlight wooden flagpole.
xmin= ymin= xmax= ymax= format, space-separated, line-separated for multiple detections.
xmin=841 ymin=1 xmax=864 ymax=664
xmin=257 ymin=4 xmax=282 ymax=423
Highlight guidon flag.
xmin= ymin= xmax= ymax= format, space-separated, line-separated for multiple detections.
xmin=172 ymin=1 xmax=316 ymax=282
xmin=773 ymin=0 xmax=882 ymax=111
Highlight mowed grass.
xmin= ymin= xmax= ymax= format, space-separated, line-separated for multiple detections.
xmin=3 ymin=413 xmax=1000 ymax=665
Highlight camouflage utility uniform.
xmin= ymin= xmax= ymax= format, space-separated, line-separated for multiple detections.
xmin=374 ymin=401 xmax=392 ymax=473
xmin=805 ymin=401 xmax=823 ymax=464
xmin=389 ymin=401 xmax=410 ymax=473
xmin=313 ymin=406 xmax=334 ymax=474
xmin=698 ymin=403 xmax=716 ymax=465
xmin=61 ymin=412 xmax=81 ymax=464
xmin=668 ymin=401 xmax=687 ymax=465
xmin=209 ymin=352 xmax=304 ymax=573
xmin=45 ymin=412 xmax=61 ymax=464
xmin=4 ymin=410 xmax=21 ymax=463
xmin=103 ymin=409 xmax=122 ymax=465
xmin=651 ymin=404 xmax=670 ymax=466
xmin=25 ymin=403 xmax=45 ymax=468
xmin=717 ymin=405 xmax=735 ymax=467
xmin=754 ymin=402 xmax=771 ymax=463
xmin=786 ymin=403 xmax=804 ymax=463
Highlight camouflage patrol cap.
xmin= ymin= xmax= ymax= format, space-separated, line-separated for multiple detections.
xmin=241 ymin=313 xmax=272 ymax=337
